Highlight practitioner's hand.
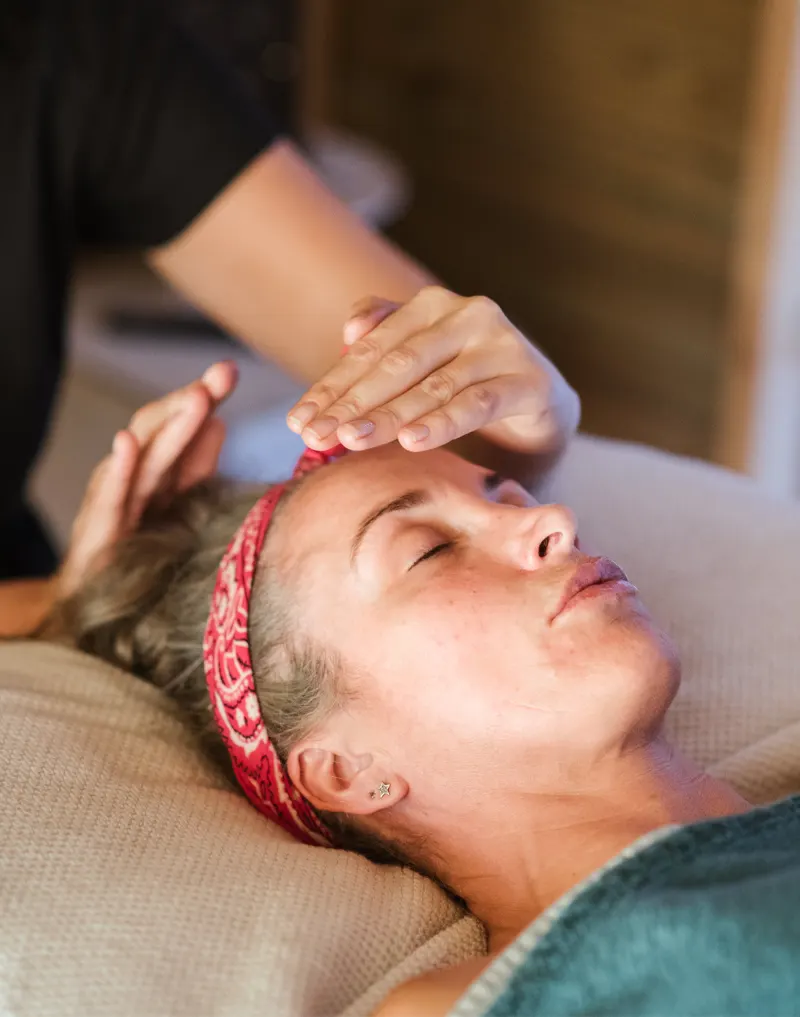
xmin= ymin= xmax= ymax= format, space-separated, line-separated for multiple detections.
xmin=58 ymin=361 xmax=237 ymax=597
xmin=286 ymin=288 xmax=580 ymax=455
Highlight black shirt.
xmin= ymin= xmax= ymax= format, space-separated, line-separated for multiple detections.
xmin=0 ymin=0 xmax=276 ymax=578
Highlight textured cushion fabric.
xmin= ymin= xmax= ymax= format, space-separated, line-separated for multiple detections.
xmin=0 ymin=642 xmax=484 ymax=1017
xmin=3 ymin=433 xmax=800 ymax=1017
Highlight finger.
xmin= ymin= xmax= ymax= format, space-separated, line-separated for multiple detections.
xmin=287 ymin=290 xmax=448 ymax=435
xmin=79 ymin=431 xmax=139 ymax=534
xmin=126 ymin=388 xmax=211 ymax=526
xmin=128 ymin=383 xmax=202 ymax=445
xmin=127 ymin=362 xmax=234 ymax=448
xmin=107 ymin=430 xmax=140 ymax=507
xmin=396 ymin=379 xmax=524 ymax=451
xmin=201 ymin=360 xmax=238 ymax=405
xmin=334 ymin=349 xmax=486 ymax=449
xmin=343 ymin=297 xmax=400 ymax=346
xmin=61 ymin=430 xmax=140 ymax=594
xmin=302 ymin=312 xmax=474 ymax=450
xmin=174 ymin=416 xmax=226 ymax=492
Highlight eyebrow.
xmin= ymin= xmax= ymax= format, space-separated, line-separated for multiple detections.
xmin=349 ymin=472 xmax=507 ymax=566
xmin=350 ymin=490 xmax=429 ymax=565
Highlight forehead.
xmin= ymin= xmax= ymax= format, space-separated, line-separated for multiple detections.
xmin=271 ymin=446 xmax=481 ymax=567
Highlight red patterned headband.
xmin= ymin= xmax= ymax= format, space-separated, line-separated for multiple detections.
xmin=202 ymin=442 xmax=347 ymax=846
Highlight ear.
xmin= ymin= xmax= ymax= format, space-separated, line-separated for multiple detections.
xmin=287 ymin=740 xmax=407 ymax=817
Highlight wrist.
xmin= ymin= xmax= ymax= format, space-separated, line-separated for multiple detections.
xmin=480 ymin=375 xmax=581 ymax=456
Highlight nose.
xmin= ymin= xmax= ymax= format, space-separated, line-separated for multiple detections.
xmin=503 ymin=502 xmax=579 ymax=572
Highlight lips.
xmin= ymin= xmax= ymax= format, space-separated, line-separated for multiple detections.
xmin=550 ymin=557 xmax=630 ymax=622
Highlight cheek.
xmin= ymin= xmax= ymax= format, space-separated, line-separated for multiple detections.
xmin=395 ymin=576 xmax=518 ymax=669
xmin=339 ymin=582 xmax=504 ymax=711
xmin=550 ymin=604 xmax=673 ymax=678
xmin=358 ymin=581 xmax=553 ymax=734
xmin=542 ymin=610 xmax=680 ymax=740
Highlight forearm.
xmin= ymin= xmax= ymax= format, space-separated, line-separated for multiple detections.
xmin=148 ymin=140 xmax=434 ymax=384
xmin=148 ymin=140 xmax=579 ymax=486
xmin=0 ymin=577 xmax=56 ymax=638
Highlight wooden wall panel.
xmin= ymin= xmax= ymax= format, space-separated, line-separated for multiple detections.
xmin=327 ymin=0 xmax=760 ymax=457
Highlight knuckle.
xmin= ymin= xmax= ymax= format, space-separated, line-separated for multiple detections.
xmin=466 ymin=294 xmax=500 ymax=322
xmin=419 ymin=284 xmax=452 ymax=309
xmin=383 ymin=345 xmax=419 ymax=375
xmin=187 ymin=381 xmax=210 ymax=411
xmin=336 ymin=395 xmax=365 ymax=418
xmin=349 ymin=336 xmax=382 ymax=363
xmin=427 ymin=410 xmax=456 ymax=440
xmin=470 ymin=385 xmax=500 ymax=418
xmin=421 ymin=370 xmax=456 ymax=403
xmin=311 ymin=383 xmax=338 ymax=406
xmin=375 ymin=405 xmax=403 ymax=432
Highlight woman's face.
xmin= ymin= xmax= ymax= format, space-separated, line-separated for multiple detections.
xmin=274 ymin=446 xmax=679 ymax=798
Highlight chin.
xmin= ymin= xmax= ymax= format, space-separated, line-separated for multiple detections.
xmin=609 ymin=623 xmax=682 ymax=737
xmin=577 ymin=600 xmax=681 ymax=709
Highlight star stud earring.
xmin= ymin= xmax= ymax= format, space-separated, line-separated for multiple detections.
xmin=370 ymin=782 xmax=391 ymax=800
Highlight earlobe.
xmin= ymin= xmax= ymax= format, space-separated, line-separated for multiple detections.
xmin=287 ymin=743 xmax=406 ymax=817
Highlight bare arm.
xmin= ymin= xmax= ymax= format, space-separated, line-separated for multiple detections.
xmin=148 ymin=143 xmax=578 ymax=494
xmin=0 ymin=579 xmax=56 ymax=638
xmin=148 ymin=140 xmax=434 ymax=383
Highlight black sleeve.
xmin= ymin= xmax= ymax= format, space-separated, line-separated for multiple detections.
xmin=67 ymin=0 xmax=279 ymax=247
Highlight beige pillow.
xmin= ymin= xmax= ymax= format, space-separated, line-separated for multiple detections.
xmin=3 ymin=434 xmax=800 ymax=1017
xmin=0 ymin=642 xmax=483 ymax=1017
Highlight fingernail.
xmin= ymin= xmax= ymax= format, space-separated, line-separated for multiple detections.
xmin=112 ymin=431 xmax=124 ymax=455
xmin=287 ymin=402 xmax=318 ymax=431
xmin=340 ymin=419 xmax=375 ymax=442
xmin=343 ymin=320 xmax=364 ymax=345
xmin=307 ymin=416 xmax=338 ymax=441
xmin=401 ymin=424 xmax=430 ymax=443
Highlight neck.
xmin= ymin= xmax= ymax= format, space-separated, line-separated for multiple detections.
xmin=436 ymin=739 xmax=748 ymax=954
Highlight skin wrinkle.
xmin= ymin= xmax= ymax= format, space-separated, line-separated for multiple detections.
xmin=508 ymin=700 xmax=564 ymax=714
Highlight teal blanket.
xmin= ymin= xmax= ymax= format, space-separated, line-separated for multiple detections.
xmin=455 ymin=796 xmax=800 ymax=1017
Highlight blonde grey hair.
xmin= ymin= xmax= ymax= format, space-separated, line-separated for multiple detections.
xmin=44 ymin=479 xmax=414 ymax=868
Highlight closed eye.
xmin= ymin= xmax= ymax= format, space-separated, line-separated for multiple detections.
xmin=409 ymin=542 xmax=453 ymax=570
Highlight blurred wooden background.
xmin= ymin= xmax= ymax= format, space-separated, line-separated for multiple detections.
xmin=311 ymin=0 xmax=778 ymax=464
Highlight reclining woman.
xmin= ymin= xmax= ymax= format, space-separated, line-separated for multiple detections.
xmin=43 ymin=297 xmax=800 ymax=1017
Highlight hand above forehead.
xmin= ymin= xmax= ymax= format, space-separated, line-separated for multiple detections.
xmin=286 ymin=287 xmax=580 ymax=458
